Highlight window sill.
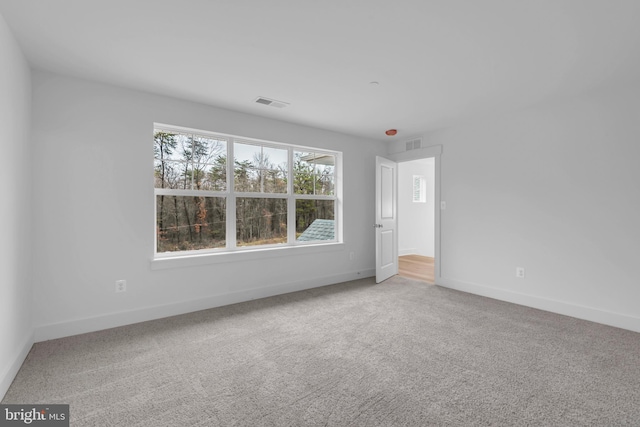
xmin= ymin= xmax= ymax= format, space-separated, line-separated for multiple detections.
xmin=150 ymin=242 xmax=344 ymax=270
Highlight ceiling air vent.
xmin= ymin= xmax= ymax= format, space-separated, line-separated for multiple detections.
xmin=405 ymin=138 xmax=422 ymax=151
xmin=255 ymin=97 xmax=290 ymax=108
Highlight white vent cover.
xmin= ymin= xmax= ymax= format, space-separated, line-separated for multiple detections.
xmin=255 ymin=97 xmax=290 ymax=108
xmin=405 ymin=138 xmax=422 ymax=151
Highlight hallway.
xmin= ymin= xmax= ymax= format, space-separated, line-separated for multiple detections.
xmin=398 ymin=255 xmax=434 ymax=284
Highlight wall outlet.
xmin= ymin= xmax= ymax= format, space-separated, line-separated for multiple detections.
xmin=516 ymin=267 xmax=525 ymax=279
xmin=115 ymin=279 xmax=127 ymax=293
xmin=349 ymin=251 xmax=355 ymax=261
xmin=440 ymin=201 xmax=446 ymax=210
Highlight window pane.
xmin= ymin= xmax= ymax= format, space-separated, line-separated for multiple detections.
xmin=156 ymin=195 xmax=226 ymax=252
xmin=235 ymin=167 xmax=261 ymax=192
xmin=175 ymin=133 xmax=193 ymax=161
xmin=413 ymin=175 xmax=426 ymax=203
xmin=184 ymin=136 xmax=227 ymax=191
xmin=296 ymin=200 xmax=335 ymax=242
xmin=155 ymin=159 xmax=199 ymax=190
xmin=235 ymin=143 xmax=261 ymax=192
xmin=235 ymin=142 xmax=287 ymax=193
xmin=315 ymin=154 xmax=335 ymax=166
xmin=207 ymin=155 xmax=227 ymax=191
xmin=294 ymin=151 xmax=315 ymax=168
xmin=193 ymin=135 xmax=227 ymax=191
xmin=294 ymin=151 xmax=335 ymax=195
xmin=315 ymin=170 xmax=335 ymax=196
xmin=193 ymin=135 xmax=226 ymax=162
xmin=154 ymin=131 xmax=187 ymax=162
xmin=263 ymin=146 xmax=288 ymax=170
xmin=234 ymin=142 xmax=260 ymax=164
xmin=293 ymin=172 xmax=314 ymax=194
xmin=294 ymin=151 xmax=315 ymax=194
xmin=155 ymin=131 xmax=228 ymax=191
xmin=263 ymin=169 xmax=288 ymax=193
xmin=262 ymin=146 xmax=288 ymax=193
xmin=236 ymin=198 xmax=287 ymax=246
xmin=155 ymin=159 xmax=189 ymax=189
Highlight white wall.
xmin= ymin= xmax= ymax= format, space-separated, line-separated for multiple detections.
xmin=0 ymin=13 xmax=33 ymax=398
xmin=31 ymin=70 xmax=384 ymax=340
xmin=398 ymin=158 xmax=435 ymax=257
xmin=433 ymin=79 xmax=640 ymax=332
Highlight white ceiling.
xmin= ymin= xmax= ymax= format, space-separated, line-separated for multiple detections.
xmin=2 ymin=0 xmax=640 ymax=141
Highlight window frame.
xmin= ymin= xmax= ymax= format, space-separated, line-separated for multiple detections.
xmin=412 ymin=175 xmax=427 ymax=203
xmin=153 ymin=123 xmax=342 ymax=260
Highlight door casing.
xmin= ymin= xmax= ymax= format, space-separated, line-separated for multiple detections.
xmin=383 ymin=145 xmax=442 ymax=283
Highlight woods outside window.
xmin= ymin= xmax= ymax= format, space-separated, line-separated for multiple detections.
xmin=154 ymin=125 xmax=340 ymax=257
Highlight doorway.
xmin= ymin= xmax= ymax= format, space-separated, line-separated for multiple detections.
xmin=397 ymin=158 xmax=435 ymax=283
xmin=375 ymin=144 xmax=441 ymax=284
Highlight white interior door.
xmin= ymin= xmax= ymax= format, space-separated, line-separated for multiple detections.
xmin=375 ymin=156 xmax=398 ymax=283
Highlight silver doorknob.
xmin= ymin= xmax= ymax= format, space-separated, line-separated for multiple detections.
xmin=374 ymin=224 xmax=383 ymax=228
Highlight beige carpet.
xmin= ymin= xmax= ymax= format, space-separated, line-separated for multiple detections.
xmin=4 ymin=276 xmax=640 ymax=426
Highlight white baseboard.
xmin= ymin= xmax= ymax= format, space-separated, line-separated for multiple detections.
xmin=437 ymin=277 xmax=640 ymax=333
xmin=398 ymin=248 xmax=418 ymax=256
xmin=1 ymin=331 xmax=34 ymax=401
xmin=35 ymin=269 xmax=375 ymax=342
xmin=398 ymin=249 xmax=435 ymax=257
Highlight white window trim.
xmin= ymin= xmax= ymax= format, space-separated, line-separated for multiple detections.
xmin=153 ymin=123 xmax=343 ymax=262
xmin=150 ymin=241 xmax=345 ymax=270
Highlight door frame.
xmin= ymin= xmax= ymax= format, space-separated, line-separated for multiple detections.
xmin=386 ymin=145 xmax=442 ymax=282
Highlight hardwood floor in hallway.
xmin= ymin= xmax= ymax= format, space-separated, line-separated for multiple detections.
xmin=398 ymin=255 xmax=434 ymax=284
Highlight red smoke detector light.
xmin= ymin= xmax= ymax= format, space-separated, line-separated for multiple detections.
xmin=385 ymin=129 xmax=398 ymax=136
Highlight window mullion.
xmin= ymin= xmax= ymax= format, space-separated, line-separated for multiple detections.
xmin=227 ymin=140 xmax=236 ymax=250
xmin=260 ymin=146 xmax=264 ymax=193
xmin=154 ymin=189 xmax=158 ymax=256
xmin=287 ymin=147 xmax=296 ymax=244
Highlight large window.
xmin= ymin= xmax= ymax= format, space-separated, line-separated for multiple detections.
xmin=154 ymin=125 xmax=340 ymax=256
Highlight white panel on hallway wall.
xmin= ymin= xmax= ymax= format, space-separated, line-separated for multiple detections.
xmin=398 ymin=158 xmax=435 ymax=258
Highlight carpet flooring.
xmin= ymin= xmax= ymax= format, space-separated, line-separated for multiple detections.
xmin=3 ymin=276 xmax=640 ymax=426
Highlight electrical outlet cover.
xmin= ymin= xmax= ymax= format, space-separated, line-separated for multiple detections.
xmin=115 ymin=279 xmax=127 ymax=292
